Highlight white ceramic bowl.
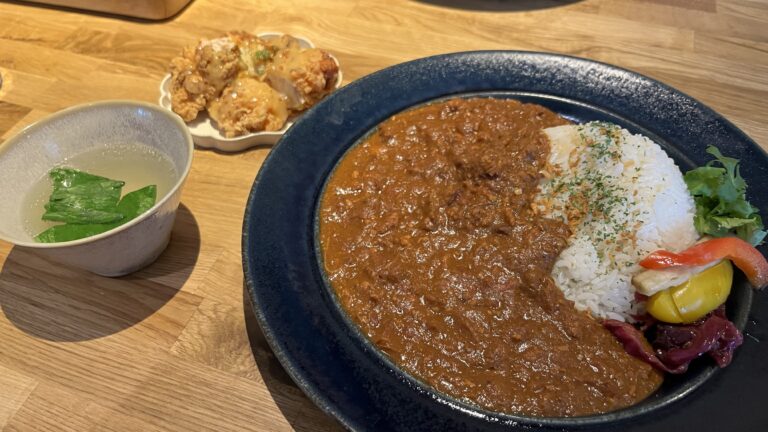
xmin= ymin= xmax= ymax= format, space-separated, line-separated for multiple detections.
xmin=0 ymin=100 xmax=194 ymax=276
xmin=158 ymin=32 xmax=343 ymax=152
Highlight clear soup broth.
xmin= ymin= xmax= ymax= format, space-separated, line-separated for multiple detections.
xmin=22 ymin=142 xmax=178 ymax=238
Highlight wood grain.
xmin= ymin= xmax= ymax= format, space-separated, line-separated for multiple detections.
xmin=0 ymin=365 xmax=37 ymax=429
xmin=1 ymin=0 xmax=767 ymax=430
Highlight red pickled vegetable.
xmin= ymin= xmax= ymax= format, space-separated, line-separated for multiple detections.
xmin=655 ymin=308 xmax=743 ymax=370
xmin=604 ymin=306 xmax=743 ymax=374
xmin=640 ymin=237 xmax=768 ymax=289
xmin=603 ymin=320 xmax=684 ymax=374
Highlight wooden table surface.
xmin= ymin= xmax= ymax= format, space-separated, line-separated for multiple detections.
xmin=1 ymin=0 xmax=767 ymax=430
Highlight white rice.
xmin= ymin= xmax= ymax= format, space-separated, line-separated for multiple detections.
xmin=536 ymin=122 xmax=698 ymax=321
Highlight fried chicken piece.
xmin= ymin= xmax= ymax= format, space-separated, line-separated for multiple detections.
xmin=168 ymin=49 xmax=206 ymax=122
xmin=265 ymin=36 xmax=339 ymax=111
xmin=233 ymin=32 xmax=277 ymax=80
xmin=168 ymin=37 xmax=242 ymax=122
xmin=168 ymin=32 xmax=339 ymax=136
xmin=196 ymin=38 xmax=241 ymax=93
xmin=226 ymin=30 xmax=259 ymax=47
xmin=207 ymin=77 xmax=289 ymax=137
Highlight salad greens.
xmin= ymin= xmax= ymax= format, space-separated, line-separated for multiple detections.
xmin=684 ymin=146 xmax=766 ymax=246
xmin=35 ymin=168 xmax=156 ymax=243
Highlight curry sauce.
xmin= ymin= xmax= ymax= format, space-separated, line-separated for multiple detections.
xmin=319 ymin=98 xmax=662 ymax=417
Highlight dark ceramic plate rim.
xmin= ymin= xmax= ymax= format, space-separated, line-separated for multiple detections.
xmin=243 ymin=51 xmax=768 ymax=431
xmin=309 ymin=90 xmax=753 ymax=427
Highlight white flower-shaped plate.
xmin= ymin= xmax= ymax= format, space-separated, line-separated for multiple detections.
xmin=159 ymin=32 xmax=343 ymax=152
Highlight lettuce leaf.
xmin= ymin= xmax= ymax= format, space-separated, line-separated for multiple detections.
xmin=684 ymin=146 xmax=766 ymax=246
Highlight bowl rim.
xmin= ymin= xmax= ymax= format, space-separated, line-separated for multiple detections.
xmin=242 ymin=50 xmax=768 ymax=431
xmin=0 ymin=99 xmax=194 ymax=249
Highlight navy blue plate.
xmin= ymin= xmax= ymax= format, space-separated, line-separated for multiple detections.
xmin=243 ymin=52 xmax=768 ymax=431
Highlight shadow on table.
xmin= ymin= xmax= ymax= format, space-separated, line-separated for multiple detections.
xmin=242 ymin=286 xmax=345 ymax=432
xmin=0 ymin=203 xmax=200 ymax=342
xmin=413 ymin=0 xmax=582 ymax=11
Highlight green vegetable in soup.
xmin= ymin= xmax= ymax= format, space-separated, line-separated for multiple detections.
xmin=35 ymin=168 xmax=157 ymax=243
xmin=114 ymin=185 xmax=157 ymax=220
xmin=42 ymin=168 xmax=125 ymax=224
xmin=684 ymin=146 xmax=766 ymax=246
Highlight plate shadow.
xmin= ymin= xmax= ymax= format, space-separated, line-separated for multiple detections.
xmin=0 ymin=203 xmax=200 ymax=342
xmin=242 ymin=285 xmax=345 ymax=432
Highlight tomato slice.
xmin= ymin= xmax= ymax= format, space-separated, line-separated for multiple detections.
xmin=640 ymin=237 xmax=768 ymax=289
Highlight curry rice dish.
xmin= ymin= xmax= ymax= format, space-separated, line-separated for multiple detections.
xmin=319 ymin=98 xmax=663 ymax=417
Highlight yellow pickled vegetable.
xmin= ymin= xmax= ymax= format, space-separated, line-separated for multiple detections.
xmin=647 ymin=289 xmax=683 ymax=323
xmin=646 ymin=260 xmax=733 ymax=324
